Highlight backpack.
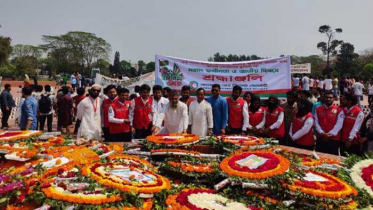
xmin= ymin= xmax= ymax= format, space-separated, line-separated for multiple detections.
xmin=39 ymin=94 xmax=52 ymax=114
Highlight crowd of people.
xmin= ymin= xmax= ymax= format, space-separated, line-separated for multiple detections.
xmin=1 ymin=74 xmax=373 ymax=157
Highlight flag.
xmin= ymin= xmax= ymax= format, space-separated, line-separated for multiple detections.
xmin=159 ymin=59 xmax=169 ymax=67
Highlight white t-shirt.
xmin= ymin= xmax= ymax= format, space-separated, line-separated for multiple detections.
xmin=293 ymin=77 xmax=300 ymax=87
xmin=353 ymin=82 xmax=364 ymax=96
xmin=317 ymin=80 xmax=324 ymax=89
xmin=309 ymin=79 xmax=314 ymax=87
xmin=324 ymin=79 xmax=333 ymax=90
xmin=368 ymin=84 xmax=373 ymax=95
xmin=302 ymin=76 xmax=310 ymax=90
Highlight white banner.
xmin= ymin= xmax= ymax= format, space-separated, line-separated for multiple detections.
xmin=95 ymin=72 xmax=155 ymax=93
xmin=155 ymin=55 xmax=291 ymax=97
xmin=291 ymin=63 xmax=311 ymax=74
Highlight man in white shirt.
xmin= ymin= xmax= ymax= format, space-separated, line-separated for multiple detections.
xmin=324 ymin=75 xmax=333 ymax=91
xmin=155 ymin=91 xmax=188 ymax=133
xmin=309 ymin=77 xmax=314 ymax=91
xmin=188 ymin=88 xmax=213 ymax=137
xmin=317 ymin=77 xmax=324 ymax=90
xmin=302 ymin=74 xmax=310 ymax=91
xmin=352 ymin=79 xmax=364 ymax=108
xmin=152 ymin=85 xmax=169 ymax=125
xmin=293 ymin=75 xmax=300 ymax=89
xmin=77 ymin=84 xmax=102 ymax=140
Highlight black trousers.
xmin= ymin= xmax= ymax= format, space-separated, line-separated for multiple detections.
xmin=111 ymin=132 xmax=132 ymax=142
xmin=340 ymin=143 xmax=363 ymax=156
xmin=39 ymin=114 xmax=53 ymax=132
xmin=102 ymin=127 xmax=111 ymax=142
xmin=134 ymin=124 xmax=152 ymax=139
xmin=316 ymin=139 xmax=340 ymax=155
xmin=1 ymin=107 xmax=11 ymax=128
xmin=227 ymin=127 xmax=242 ymax=135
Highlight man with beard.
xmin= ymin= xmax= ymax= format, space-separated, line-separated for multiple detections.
xmin=280 ymin=91 xmax=297 ymax=145
xmin=262 ymin=95 xmax=285 ymax=140
xmin=245 ymin=95 xmax=265 ymax=136
xmin=101 ymin=85 xmax=117 ymax=141
xmin=207 ymin=84 xmax=228 ymax=135
xmin=226 ymin=85 xmax=249 ymax=135
xmin=77 ymin=84 xmax=102 ymax=140
xmin=129 ymin=84 xmax=156 ymax=138
xmin=108 ymin=88 xmax=132 ymax=142
xmin=188 ymin=88 xmax=213 ymax=137
xmin=155 ymin=91 xmax=188 ymax=133
xmin=340 ymin=92 xmax=364 ymax=155
xmin=289 ymin=98 xmax=314 ymax=150
xmin=180 ymin=85 xmax=194 ymax=108
xmin=315 ymin=91 xmax=344 ymax=155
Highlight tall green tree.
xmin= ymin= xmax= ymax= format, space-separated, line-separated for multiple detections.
xmin=0 ymin=36 xmax=12 ymax=66
xmin=119 ymin=60 xmax=132 ymax=74
xmin=335 ymin=42 xmax=359 ymax=76
xmin=145 ymin=61 xmax=155 ymax=73
xmin=113 ymin=51 xmax=120 ymax=74
xmin=41 ymin=31 xmax=111 ymax=74
xmin=316 ymin=25 xmax=343 ymax=74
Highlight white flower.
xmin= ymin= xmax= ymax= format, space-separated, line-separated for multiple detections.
xmin=350 ymin=159 xmax=373 ymax=198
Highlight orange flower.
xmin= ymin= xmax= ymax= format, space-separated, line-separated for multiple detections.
xmin=82 ymin=163 xmax=171 ymax=194
xmin=223 ymin=135 xmax=265 ymax=146
xmin=146 ymin=133 xmax=199 ymax=145
xmin=0 ymin=131 xmax=42 ymax=142
xmin=284 ymin=171 xmax=358 ymax=199
xmin=168 ymin=161 xmax=214 ymax=173
xmin=150 ymin=149 xmax=201 ymax=155
xmin=42 ymin=182 xmax=123 ymax=204
xmin=220 ymin=151 xmax=290 ymax=179
xmin=107 ymin=154 xmax=153 ymax=168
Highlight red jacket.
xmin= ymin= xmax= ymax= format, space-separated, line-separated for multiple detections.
xmin=342 ymin=105 xmax=362 ymax=144
xmin=133 ymin=97 xmax=153 ymax=129
xmin=102 ymin=98 xmax=116 ymax=128
xmin=316 ymin=105 xmax=343 ymax=141
xmin=249 ymin=106 xmax=265 ymax=128
xmin=292 ymin=112 xmax=314 ymax=146
xmin=109 ymin=100 xmax=131 ymax=134
xmin=226 ymin=97 xmax=245 ymax=129
xmin=265 ymin=106 xmax=285 ymax=139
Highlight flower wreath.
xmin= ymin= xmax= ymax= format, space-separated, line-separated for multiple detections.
xmin=82 ymin=163 xmax=171 ymax=194
xmin=350 ymin=159 xmax=373 ymax=198
xmin=166 ymin=188 xmax=261 ymax=210
xmin=284 ymin=171 xmax=357 ymax=199
xmin=0 ymin=131 xmax=41 ymax=142
xmin=167 ymin=161 xmax=214 ymax=174
xmin=107 ymin=154 xmax=154 ymax=169
xmin=220 ymin=151 xmax=290 ymax=179
xmin=222 ymin=135 xmax=265 ymax=146
xmin=146 ymin=133 xmax=199 ymax=145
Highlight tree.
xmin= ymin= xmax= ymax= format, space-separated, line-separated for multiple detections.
xmin=0 ymin=36 xmax=12 ymax=66
xmin=209 ymin=53 xmax=261 ymax=62
xmin=145 ymin=62 xmax=155 ymax=73
xmin=291 ymin=55 xmax=326 ymax=77
xmin=138 ymin=60 xmax=146 ymax=76
xmin=41 ymin=31 xmax=111 ymax=74
xmin=113 ymin=51 xmax=120 ymax=74
xmin=316 ymin=25 xmax=343 ymax=74
xmin=335 ymin=42 xmax=359 ymax=77
xmin=12 ymin=44 xmax=44 ymax=69
xmin=119 ymin=60 xmax=131 ymax=74
xmin=358 ymin=63 xmax=373 ymax=79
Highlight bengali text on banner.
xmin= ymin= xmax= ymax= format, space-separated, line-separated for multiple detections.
xmin=155 ymin=55 xmax=291 ymax=98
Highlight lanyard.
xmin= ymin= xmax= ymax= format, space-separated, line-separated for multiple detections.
xmin=89 ymin=97 xmax=98 ymax=113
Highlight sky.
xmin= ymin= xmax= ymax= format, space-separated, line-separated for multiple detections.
xmin=0 ymin=0 xmax=372 ymax=63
